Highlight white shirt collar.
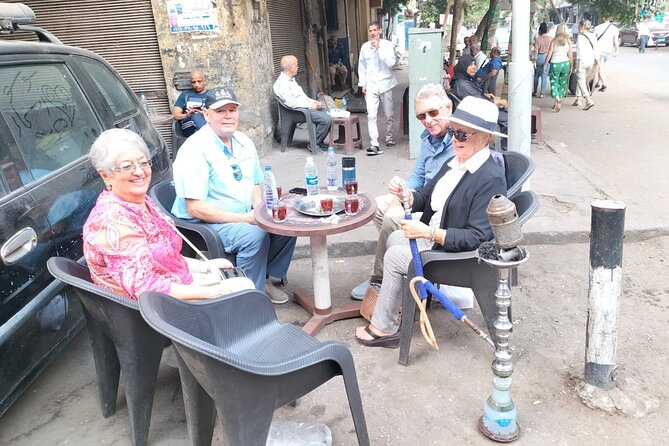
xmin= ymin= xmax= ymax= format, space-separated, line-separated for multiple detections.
xmin=447 ymin=146 xmax=491 ymax=173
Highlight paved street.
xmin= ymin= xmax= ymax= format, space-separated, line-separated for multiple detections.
xmin=1 ymin=45 xmax=668 ymax=445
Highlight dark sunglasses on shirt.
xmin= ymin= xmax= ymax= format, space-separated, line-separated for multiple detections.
xmin=447 ymin=127 xmax=478 ymax=142
xmin=230 ymin=163 xmax=242 ymax=181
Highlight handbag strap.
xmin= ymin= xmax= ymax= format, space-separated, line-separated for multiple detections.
xmin=596 ymin=24 xmax=612 ymax=41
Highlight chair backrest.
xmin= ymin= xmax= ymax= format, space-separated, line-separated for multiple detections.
xmin=148 ymin=180 xmax=177 ymax=216
xmin=47 ymin=256 xmax=139 ymax=310
xmin=447 ymin=91 xmax=461 ymax=111
xmin=139 ymin=290 xmax=283 ymax=370
xmin=171 ymin=120 xmax=188 ymax=157
xmin=511 ymin=190 xmax=540 ymax=226
xmin=504 ymin=151 xmax=535 ymax=198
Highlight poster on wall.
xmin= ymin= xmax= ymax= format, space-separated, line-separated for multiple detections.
xmin=167 ymin=0 xmax=218 ymax=33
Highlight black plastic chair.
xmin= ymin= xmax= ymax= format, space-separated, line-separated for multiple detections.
xmin=504 ymin=151 xmax=535 ymax=199
xmin=171 ymin=120 xmax=188 ymax=158
xmin=398 ymin=190 xmax=540 ymax=366
xmin=275 ymin=96 xmax=320 ymax=154
xmin=147 ymin=180 xmax=236 ymax=265
xmin=447 ymin=91 xmax=461 ymax=111
xmin=138 ymin=289 xmax=370 ymax=446
xmin=46 ymin=257 xmax=168 ymax=446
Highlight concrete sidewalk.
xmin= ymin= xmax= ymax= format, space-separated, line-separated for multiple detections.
xmin=261 ymin=54 xmax=669 ymax=260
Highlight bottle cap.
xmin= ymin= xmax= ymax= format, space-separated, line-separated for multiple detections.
xmin=342 ymin=157 xmax=355 ymax=168
xmin=265 ymin=165 xmax=271 ymax=171
xmin=306 ymin=156 xmax=313 ymax=162
xmin=328 ymin=146 xmax=335 ymax=153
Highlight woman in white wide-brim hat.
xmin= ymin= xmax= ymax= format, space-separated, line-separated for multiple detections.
xmin=355 ymin=96 xmax=508 ymax=348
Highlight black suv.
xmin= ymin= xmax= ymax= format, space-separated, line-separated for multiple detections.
xmin=0 ymin=3 xmax=171 ymax=415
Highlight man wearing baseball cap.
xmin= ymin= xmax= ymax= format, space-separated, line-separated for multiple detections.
xmin=171 ymin=86 xmax=297 ymax=304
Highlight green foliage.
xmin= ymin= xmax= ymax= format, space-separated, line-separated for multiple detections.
xmin=571 ymin=1 xmax=665 ymax=25
xmin=380 ymin=0 xmax=411 ymax=17
xmin=417 ymin=0 xmax=493 ymax=27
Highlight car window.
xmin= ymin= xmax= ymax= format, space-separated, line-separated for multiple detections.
xmin=76 ymin=57 xmax=136 ymax=117
xmin=0 ymin=63 xmax=102 ymax=180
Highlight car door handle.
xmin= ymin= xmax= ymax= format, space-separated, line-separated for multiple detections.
xmin=1 ymin=227 xmax=38 ymax=265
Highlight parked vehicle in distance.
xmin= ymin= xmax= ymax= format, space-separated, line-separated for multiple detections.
xmin=650 ymin=25 xmax=669 ymax=47
xmin=619 ymin=25 xmax=639 ymax=46
xmin=0 ymin=3 xmax=171 ymax=416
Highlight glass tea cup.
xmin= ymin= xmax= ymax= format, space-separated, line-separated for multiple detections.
xmin=344 ymin=179 xmax=358 ymax=195
xmin=276 ymin=185 xmax=283 ymax=200
xmin=344 ymin=194 xmax=359 ymax=216
xmin=320 ymin=196 xmax=334 ymax=214
xmin=272 ymin=202 xmax=287 ymax=223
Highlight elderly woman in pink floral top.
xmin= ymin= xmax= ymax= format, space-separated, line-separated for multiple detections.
xmin=83 ymin=129 xmax=253 ymax=300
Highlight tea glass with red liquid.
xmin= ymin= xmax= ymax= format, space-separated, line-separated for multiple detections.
xmin=272 ymin=202 xmax=287 ymax=223
xmin=276 ymin=185 xmax=283 ymax=200
xmin=344 ymin=179 xmax=358 ymax=195
xmin=320 ymin=196 xmax=334 ymax=214
xmin=344 ymin=195 xmax=359 ymax=216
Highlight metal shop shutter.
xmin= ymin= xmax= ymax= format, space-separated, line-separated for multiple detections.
xmin=4 ymin=0 xmax=173 ymax=152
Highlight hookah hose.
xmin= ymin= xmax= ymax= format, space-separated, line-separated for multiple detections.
xmin=400 ymin=186 xmax=495 ymax=350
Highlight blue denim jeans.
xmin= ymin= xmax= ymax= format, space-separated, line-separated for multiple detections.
xmin=533 ymin=53 xmax=549 ymax=95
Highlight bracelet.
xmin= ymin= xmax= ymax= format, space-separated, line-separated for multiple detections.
xmin=430 ymin=226 xmax=437 ymax=243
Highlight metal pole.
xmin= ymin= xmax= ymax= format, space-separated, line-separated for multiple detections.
xmin=585 ymin=200 xmax=625 ymax=390
xmin=508 ymin=0 xmax=532 ymax=166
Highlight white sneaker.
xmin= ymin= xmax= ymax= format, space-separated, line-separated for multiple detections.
xmin=265 ymin=279 xmax=290 ymax=304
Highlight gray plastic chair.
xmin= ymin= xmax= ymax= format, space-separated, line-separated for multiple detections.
xmin=504 ymin=151 xmax=535 ymax=198
xmin=171 ymin=120 xmax=188 ymax=157
xmin=276 ymin=96 xmax=320 ymax=154
xmin=138 ymin=289 xmax=370 ymax=446
xmin=147 ymin=180 xmax=236 ymax=265
xmin=398 ymin=191 xmax=540 ymax=366
xmin=46 ymin=257 xmax=168 ymax=446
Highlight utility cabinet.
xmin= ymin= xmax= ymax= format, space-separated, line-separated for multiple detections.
xmin=408 ymin=28 xmax=443 ymax=159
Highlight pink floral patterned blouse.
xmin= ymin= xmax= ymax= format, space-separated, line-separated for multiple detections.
xmin=83 ymin=190 xmax=193 ymax=300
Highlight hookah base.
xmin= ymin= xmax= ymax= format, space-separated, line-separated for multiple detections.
xmin=478 ymin=416 xmax=520 ymax=443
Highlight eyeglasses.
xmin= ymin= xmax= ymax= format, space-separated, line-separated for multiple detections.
xmin=416 ymin=105 xmax=443 ymax=121
xmin=230 ymin=163 xmax=242 ymax=181
xmin=447 ymin=127 xmax=478 ymax=142
xmin=112 ymin=159 xmax=152 ymax=173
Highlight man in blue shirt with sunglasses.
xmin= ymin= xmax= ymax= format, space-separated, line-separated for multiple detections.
xmin=172 ymin=87 xmax=296 ymax=304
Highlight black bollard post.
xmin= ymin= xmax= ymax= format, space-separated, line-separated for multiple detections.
xmin=585 ymin=200 xmax=625 ymax=390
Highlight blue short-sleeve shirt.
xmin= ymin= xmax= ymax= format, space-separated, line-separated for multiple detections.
xmin=171 ymin=124 xmax=263 ymax=219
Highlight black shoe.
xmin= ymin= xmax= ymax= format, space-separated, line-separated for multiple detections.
xmin=386 ymin=140 xmax=396 ymax=149
xmin=307 ymin=143 xmax=323 ymax=154
xmin=366 ymin=146 xmax=383 ymax=156
xmin=599 ymin=85 xmax=607 ymax=92
xmin=318 ymin=142 xmax=329 ymax=150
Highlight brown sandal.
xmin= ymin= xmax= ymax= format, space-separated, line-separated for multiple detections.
xmin=355 ymin=325 xmax=400 ymax=349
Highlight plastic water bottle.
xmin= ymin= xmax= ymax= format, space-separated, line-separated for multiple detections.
xmin=263 ymin=165 xmax=278 ymax=213
xmin=139 ymin=92 xmax=151 ymax=116
xmin=341 ymin=96 xmax=347 ymax=111
xmin=304 ymin=157 xmax=319 ymax=196
xmin=326 ymin=147 xmax=338 ymax=191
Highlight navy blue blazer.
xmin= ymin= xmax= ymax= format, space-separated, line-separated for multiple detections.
xmin=412 ymin=154 xmax=507 ymax=252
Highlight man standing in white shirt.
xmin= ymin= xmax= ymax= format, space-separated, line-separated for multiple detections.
xmin=593 ymin=16 xmax=619 ymax=92
xmin=273 ymin=55 xmax=332 ymax=152
xmin=358 ymin=21 xmax=398 ymax=156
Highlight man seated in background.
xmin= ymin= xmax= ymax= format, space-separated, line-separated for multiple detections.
xmin=328 ymin=35 xmax=349 ymax=90
xmin=273 ymin=55 xmax=332 ymax=152
xmin=476 ymin=46 xmax=503 ymax=94
xmin=171 ymin=69 xmax=208 ymax=137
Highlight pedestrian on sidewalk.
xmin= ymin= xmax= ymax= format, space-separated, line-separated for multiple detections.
xmin=358 ymin=21 xmax=398 ymax=156
xmin=351 ymin=83 xmax=454 ymax=301
xmin=546 ymin=24 xmax=573 ymax=112
xmin=533 ymin=22 xmax=553 ymax=98
xmin=637 ymin=18 xmax=651 ymax=53
xmin=354 ymin=97 xmax=507 ymax=348
xmin=593 ymin=16 xmax=619 ymax=92
xmin=573 ymin=20 xmax=598 ymax=111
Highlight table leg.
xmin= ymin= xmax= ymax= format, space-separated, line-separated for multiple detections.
xmin=293 ymin=235 xmax=362 ymax=335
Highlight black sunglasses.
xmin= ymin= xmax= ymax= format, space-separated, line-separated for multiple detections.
xmin=447 ymin=127 xmax=478 ymax=142
xmin=415 ymin=105 xmax=444 ymax=121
